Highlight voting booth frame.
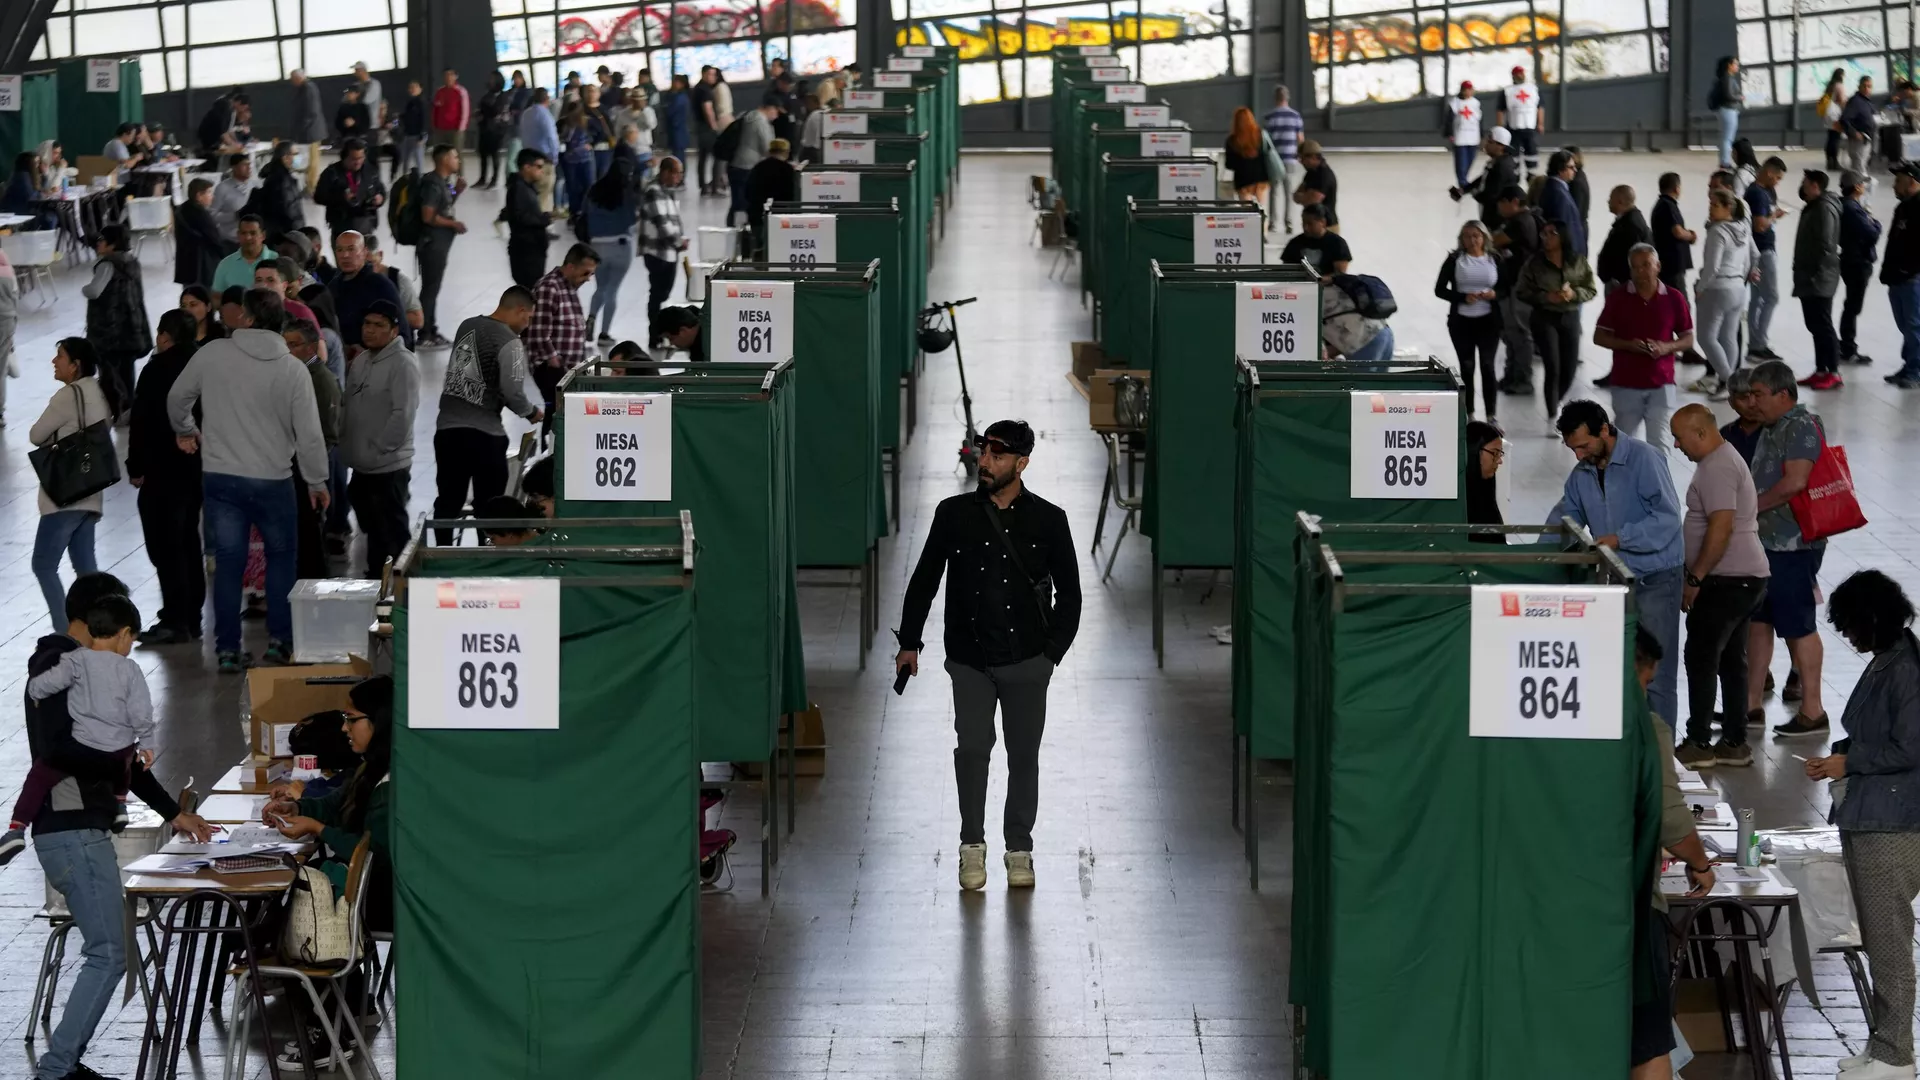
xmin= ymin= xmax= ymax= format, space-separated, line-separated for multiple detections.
xmin=386 ymin=514 xmax=712 ymax=1079
xmin=1116 ymin=203 xmax=1273 ymax=371
xmin=1086 ymin=155 xmax=1216 ymax=328
xmin=1286 ymin=514 xmax=1662 ymax=1080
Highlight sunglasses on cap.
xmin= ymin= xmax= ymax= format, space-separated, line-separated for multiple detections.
xmin=977 ymin=437 xmax=1029 ymax=457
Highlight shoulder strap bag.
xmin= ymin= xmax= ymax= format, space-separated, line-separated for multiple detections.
xmin=980 ymin=500 xmax=1053 ymax=638
xmin=29 ymin=383 xmax=121 ymax=507
xmin=1789 ymin=422 xmax=1867 ymax=542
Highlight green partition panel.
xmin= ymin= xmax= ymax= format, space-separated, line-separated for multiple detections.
xmin=804 ymin=164 xmax=927 ymax=355
xmin=55 ymin=59 xmax=141 ymax=158
xmin=394 ymin=560 xmax=697 ymax=1078
xmin=892 ymin=66 xmax=954 ymax=198
xmin=706 ymin=263 xmax=884 ymax=565
xmin=1082 ymin=125 xmax=1194 ymax=237
xmin=1058 ymin=78 xmax=1122 ymax=210
xmin=0 ymin=73 xmax=58 ymax=168
xmin=1231 ymin=360 xmax=1466 ymax=759
xmin=1086 ymin=154 xmax=1211 ymax=329
xmin=1110 ymin=200 xmax=1263 ymax=367
xmin=819 ymin=133 xmax=933 ymax=271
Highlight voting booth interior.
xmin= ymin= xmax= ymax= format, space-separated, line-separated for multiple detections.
xmin=1088 ymin=155 xmax=1212 ymax=333
xmin=816 ymin=131 xmax=935 ymax=273
xmin=1229 ymin=357 xmax=1467 ymax=762
xmin=390 ymin=524 xmax=701 ymax=1079
xmin=55 ymin=58 xmax=141 ymax=161
xmin=0 ymin=73 xmax=58 ymax=167
xmin=1112 ymin=202 xmax=1266 ymax=368
xmin=800 ymin=164 xmax=927 ymax=358
xmin=1288 ymin=519 xmax=1658 ymax=1080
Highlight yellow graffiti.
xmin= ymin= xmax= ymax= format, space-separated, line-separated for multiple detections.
xmin=897 ymin=14 xmax=1189 ymax=58
xmin=1309 ymin=13 xmax=1561 ymax=64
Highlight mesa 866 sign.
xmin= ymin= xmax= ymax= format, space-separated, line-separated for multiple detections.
xmin=1468 ymin=585 xmax=1626 ymax=741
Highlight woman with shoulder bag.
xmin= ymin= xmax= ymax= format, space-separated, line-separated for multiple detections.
xmin=1222 ymin=107 xmax=1273 ymax=204
xmin=30 ymin=338 xmax=112 ymax=631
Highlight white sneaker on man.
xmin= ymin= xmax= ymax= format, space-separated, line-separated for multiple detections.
xmin=958 ymin=843 xmax=988 ymax=890
xmin=1840 ymin=1058 xmax=1916 ymax=1079
xmin=1839 ymin=1054 xmax=1873 ymax=1071
xmin=1005 ymin=851 xmax=1035 ymax=888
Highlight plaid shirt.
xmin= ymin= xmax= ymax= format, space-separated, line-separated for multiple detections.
xmin=640 ymin=181 xmax=684 ymax=263
xmin=525 ymin=267 xmax=588 ymax=369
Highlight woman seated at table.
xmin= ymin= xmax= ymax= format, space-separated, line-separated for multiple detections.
xmin=2 ymin=152 xmax=56 ymax=229
xmin=33 ymin=140 xmax=66 ymax=196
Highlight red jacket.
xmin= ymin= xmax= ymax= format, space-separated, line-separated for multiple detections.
xmin=431 ymin=84 xmax=470 ymax=132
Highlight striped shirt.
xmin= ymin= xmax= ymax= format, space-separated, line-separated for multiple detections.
xmin=1262 ymin=105 xmax=1303 ymax=160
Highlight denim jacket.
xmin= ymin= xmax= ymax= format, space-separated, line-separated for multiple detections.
xmin=1833 ymin=632 xmax=1920 ymax=833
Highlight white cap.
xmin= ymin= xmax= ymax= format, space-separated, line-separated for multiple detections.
xmin=352 ymin=61 xmax=368 ymax=71
xmin=1489 ymin=126 xmax=1512 ymax=146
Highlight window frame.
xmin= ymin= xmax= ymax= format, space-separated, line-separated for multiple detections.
xmin=1735 ymin=0 xmax=1916 ymax=109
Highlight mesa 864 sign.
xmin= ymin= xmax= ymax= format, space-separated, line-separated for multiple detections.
xmin=1468 ymin=585 xmax=1626 ymax=741
xmin=711 ymin=281 xmax=794 ymax=363
xmin=407 ymin=578 xmax=561 ymax=730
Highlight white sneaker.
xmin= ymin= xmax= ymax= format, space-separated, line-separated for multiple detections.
xmin=1841 ymin=1059 xmax=1916 ymax=1080
xmin=1840 ymin=1055 xmax=1873 ymax=1071
xmin=1686 ymin=374 xmax=1722 ymax=395
xmin=958 ymin=843 xmax=987 ymax=890
xmin=1005 ymin=851 xmax=1035 ymax=888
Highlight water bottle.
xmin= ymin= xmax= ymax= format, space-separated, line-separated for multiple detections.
xmin=1737 ymin=808 xmax=1758 ymax=868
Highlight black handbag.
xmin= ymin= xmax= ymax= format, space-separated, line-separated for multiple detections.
xmin=29 ymin=383 xmax=121 ymax=507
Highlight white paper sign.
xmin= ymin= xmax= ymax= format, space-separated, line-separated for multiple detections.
xmin=1124 ymin=105 xmax=1170 ymax=127
xmin=1091 ymin=67 xmax=1130 ymax=82
xmin=903 ymin=45 xmax=935 ymax=57
xmin=408 ymin=578 xmax=561 ymax=730
xmin=1076 ymin=45 xmax=1113 ymax=56
xmin=562 ymin=392 xmax=673 ymax=502
xmin=0 ymin=75 xmax=20 ymax=112
xmin=1234 ymin=281 xmax=1316 ymax=362
xmin=889 ymin=57 xmax=925 ymax=71
xmin=711 ymin=280 xmax=794 ymax=362
xmin=1158 ymin=162 xmax=1214 ymax=200
xmin=1104 ymin=83 xmax=1147 ymax=103
xmin=88 ymin=59 xmax=119 ymax=93
xmin=823 ymin=112 xmax=868 ymax=135
xmin=1469 ymin=585 xmax=1627 ymax=741
xmin=1141 ymin=129 xmax=1192 ymax=156
xmin=770 ymin=213 xmax=837 ymax=267
xmin=824 ymin=137 xmax=875 ymax=165
xmin=803 ymin=171 xmax=860 ymax=202
xmin=1194 ymin=212 xmax=1259 ymax=266
xmin=1348 ymin=391 xmax=1460 ymax=500
xmin=874 ymin=72 xmax=913 ymax=88
xmin=1086 ymin=56 xmax=1126 ymax=68
xmin=845 ymin=90 xmax=884 ymax=108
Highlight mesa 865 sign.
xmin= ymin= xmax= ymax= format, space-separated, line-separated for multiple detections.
xmin=711 ymin=281 xmax=795 ymax=363
xmin=1348 ymin=391 xmax=1459 ymax=500
xmin=407 ymin=578 xmax=561 ymax=730
xmin=1468 ymin=586 xmax=1626 ymax=741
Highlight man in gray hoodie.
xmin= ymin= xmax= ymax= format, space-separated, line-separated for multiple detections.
xmin=343 ymin=300 xmax=420 ymax=577
xmin=1793 ymin=168 xmax=1845 ymax=388
xmin=168 ymin=288 xmax=329 ymax=673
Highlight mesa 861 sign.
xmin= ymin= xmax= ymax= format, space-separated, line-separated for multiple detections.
xmin=1468 ymin=586 xmax=1626 ymax=741
xmin=407 ymin=578 xmax=561 ymax=730
xmin=711 ymin=281 xmax=794 ymax=362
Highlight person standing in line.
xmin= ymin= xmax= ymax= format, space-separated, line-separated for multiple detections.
xmin=1539 ymin=150 xmax=1587 ymax=255
xmin=1793 ymin=169 xmax=1845 ymax=389
xmin=1223 ymin=106 xmax=1274 ymax=205
xmin=0 ymin=250 xmax=16 ymax=429
xmin=1742 ymin=360 xmax=1832 ymax=737
xmin=691 ymin=67 xmax=722 ymax=196
xmin=584 ymin=162 xmax=638 ymax=346
xmin=1650 ymin=173 xmax=1696 ymax=293
xmin=1442 ymin=81 xmax=1482 ymax=192
xmin=325 ymin=230 xmax=406 ymax=353
xmin=29 ymin=340 xmax=111 ymax=632
xmin=431 ymin=69 xmax=471 ymax=160
xmin=1598 ymin=184 xmax=1653 ymax=293
xmin=174 ymin=178 xmax=229 ymax=288
xmin=81 ymin=225 xmax=148 ymax=419
xmin=1838 ymin=170 xmax=1883 ymax=366
xmin=1592 ymin=245 xmax=1691 ymax=454
xmin=1293 ymin=140 xmax=1338 ymax=231
xmin=581 ymin=85 xmax=617 ymax=180
xmin=282 ymin=319 xmax=339 ymax=581
xmin=519 ymin=88 xmax=561 ymax=215
xmin=894 ymin=420 xmax=1081 ymax=892
xmin=1515 ymin=218 xmax=1595 ymax=422
xmin=365 ymin=234 xmax=423 ymax=336
xmin=288 ymin=69 xmax=327 ymax=196
xmin=744 ymin=138 xmax=797 ymax=256
xmin=1261 ymin=84 xmax=1303 ymax=234
xmin=334 ymin=85 xmax=372 ymax=146
xmin=252 ymin=141 xmax=307 ymax=239
xmin=1493 ymin=185 xmax=1541 ymax=395
xmin=557 ymin=101 xmax=595 ymax=217
xmin=1454 ymin=127 xmax=1518 ymax=231
xmin=1688 ymin=190 xmax=1757 ymax=400
xmin=414 ymin=144 xmax=468 ymax=348
xmin=351 ymin=60 xmax=383 ymax=120
xmin=1434 ymin=219 xmax=1503 ymax=419
xmin=342 ymin=300 xmax=418 ymax=578
xmin=211 ymin=153 xmax=256 ymax=244
xmin=398 ymin=80 xmax=428 ymax=176
xmin=526 ymin=244 xmax=599 ymax=415
xmin=1883 ymin=161 xmax=1920 ymax=388
xmin=1804 ymin=571 xmax=1920 ymax=1080
xmin=1744 ymin=155 xmax=1789 ymax=361
xmin=1669 ymin=404 xmax=1769 ymax=769
xmin=127 ymin=312 xmax=205 ymax=645
xmin=313 ymin=137 xmax=386 ymax=247
xmin=727 ymin=95 xmax=781 ymax=228
xmin=640 ymin=156 xmax=688 ymax=338
xmin=1843 ymin=75 xmax=1879 ymax=177
xmin=664 ymin=75 xmax=693 ymax=183
xmin=1497 ymin=65 xmax=1544 ymax=179
xmin=167 ymin=289 xmax=328 ymax=672
xmin=504 ymin=148 xmax=553 ymax=290
xmin=1709 ymin=56 xmax=1744 ymax=169
xmin=433 ymin=287 xmax=542 ymax=546
xmin=1548 ymin=398 xmax=1686 ymax=726
xmin=476 ymin=71 xmax=512 ymax=190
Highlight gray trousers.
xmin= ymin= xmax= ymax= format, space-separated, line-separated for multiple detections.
xmin=1843 ymin=830 xmax=1920 ymax=1067
xmin=948 ymin=655 xmax=1054 ymax=851
xmin=1500 ymin=293 xmax=1534 ymax=385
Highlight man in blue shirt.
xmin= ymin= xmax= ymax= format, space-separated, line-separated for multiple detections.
xmin=518 ymin=87 xmax=561 ymax=215
xmin=1548 ymin=399 xmax=1685 ymax=724
xmin=1261 ymin=84 xmax=1303 ymax=234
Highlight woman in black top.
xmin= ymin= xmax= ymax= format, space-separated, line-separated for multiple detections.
xmin=179 ymin=285 xmax=225 ymax=342
xmin=1222 ymin=107 xmax=1273 ymax=203
xmin=1465 ymin=419 xmax=1506 ymax=543
xmin=129 ymin=309 xmax=206 ymax=642
xmin=476 ymin=71 xmax=512 ymax=189
xmin=254 ymin=141 xmax=306 ymax=237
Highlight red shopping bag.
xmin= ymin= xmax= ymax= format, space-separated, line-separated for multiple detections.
xmin=1789 ymin=428 xmax=1867 ymax=542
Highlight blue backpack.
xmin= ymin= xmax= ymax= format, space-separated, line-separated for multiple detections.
xmin=1333 ymin=273 xmax=1397 ymax=320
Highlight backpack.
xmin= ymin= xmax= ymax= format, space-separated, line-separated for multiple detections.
xmin=711 ymin=115 xmax=747 ymax=163
xmin=281 ymin=864 xmax=354 ymax=967
xmin=1332 ymin=273 xmax=1398 ymax=320
xmin=387 ymin=171 xmax=424 ymax=246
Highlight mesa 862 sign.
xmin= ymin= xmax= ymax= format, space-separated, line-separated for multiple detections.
xmin=1468 ymin=586 xmax=1626 ymax=741
xmin=711 ymin=281 xmax=794 ymax=363
xmin=407 ymin=578 xmax=561 ymax=730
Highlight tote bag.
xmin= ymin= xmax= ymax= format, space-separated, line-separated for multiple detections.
xmin=1789 ymin=426 xmax=1867 ymax=542
xmin=29 ymin=383 xmax=120 ymax=507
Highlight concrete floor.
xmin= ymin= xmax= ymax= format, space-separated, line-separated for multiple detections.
xmin=0 ymin=147 xmax=1913 ymax=1078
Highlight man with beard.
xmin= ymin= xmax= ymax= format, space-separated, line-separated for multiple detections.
xmin=893 ymin=420 xmax=1082 ymax=893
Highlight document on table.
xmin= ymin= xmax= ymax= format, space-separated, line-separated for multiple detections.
xmin=163 ymin=824 xmax=289 ymax=854
xmin=125 ymin=851 xmax=298 ymax=875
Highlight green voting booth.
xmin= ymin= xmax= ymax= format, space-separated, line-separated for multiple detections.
xmin=55 ymin=58 xmax=141 ymax=158
xmin=815 ymin=131 xmax=935 ymax=273
xmin=0 ymin=73 xmax=58 ymax=168
xmin=1111 ymin=197 xmax=1261 ymax=367
xmin=1086 ymin=153 xmax=1213 ymax=335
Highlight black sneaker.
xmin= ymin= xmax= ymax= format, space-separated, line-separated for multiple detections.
xmin=1888 ymin=373 xmax=1920 ymax=388
xmin=1749 ymin=347 xmax=1783 ymax=361
xmin=62 ymin=1063 xmax=123 ymax=1080
xmin=1783 ymin=669 xmax=1802 ymax=704
xmin=1713 ymin=741 xmax=1754 ymax=767
xmin=217 ymin=650 xmax=251 ymax=675
xmin=137 ymin=624 xmax=187 ymax=646
xmin=1773 ymin=712 xmax=1830 ymax=738
xmin=1499 ymin=381 xmax=1536 ymax=396
xmin=1851 ymin=353 xmax=1874 ymax=365
xmin=262 ymin=639 xmax=293 ymax=666
xmin=0 ymin=826 xmax=25 ymax=867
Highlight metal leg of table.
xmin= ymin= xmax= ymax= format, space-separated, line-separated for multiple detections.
xmin=1091 ymin=456 xmax=1114 ymax=555
xmin=786 ymin=702 xmax=796 ymax=838
xmin=768 ymin=755 xmax=780 ymax=870
xmin=759 ymin=770 xmax=773 ymax=899
xmin=1152 ymin=553 xmax=1163 ymax=668
xmin=1100 ymin=507 xmax=1132 ymax=584
xmin=906 ymin=370 xmax=917 ymax=438
xmin=1247 ymin=742 xmax=1260 ymax=891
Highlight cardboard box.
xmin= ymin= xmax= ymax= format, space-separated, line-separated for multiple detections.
xmin=1071 ymin=340 xmax=1106 ymax=382
xmin=244 ymin=657 xmax=373 ymax=759
xmin=742 ymin=704 xmax=829 ymax=778
xmin=1088 ymin=368 xmax=1150 ymax=428
xmin=1672 ymin=978 xmax=1729 ymax=1052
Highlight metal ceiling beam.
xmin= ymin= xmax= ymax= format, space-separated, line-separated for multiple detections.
xmin=0 ymin=0 xmax=58 ymax=73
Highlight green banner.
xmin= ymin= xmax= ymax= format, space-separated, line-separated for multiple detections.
xmin=55 ymin=59 xmax=141 ymax=161
xmin=0 ymin=74 xmax=58 ymax=169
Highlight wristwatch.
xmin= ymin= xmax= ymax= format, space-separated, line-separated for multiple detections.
xmin=1685 ymin=571 xmax=1704 ymax=588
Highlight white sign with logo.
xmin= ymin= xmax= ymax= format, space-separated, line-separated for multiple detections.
xmin=1158 ymin=162 xmax=1214 ymax=201
xmin=0 ymin=75 xmax=20 ymax=112
xmin=1469 ymin=585 xmax=1627 ymax=741
xmin=88 ymin=59 xmax=119 ymax=93
xmin=562 ymin=392 xmax=673 ymax=503
xmin=803 ymin=171 xmax=860 ymax=203
xmin=1076 ymin=45 xmax=1113 ymax=56
xmin=1091 ymin=67 xmax=1130 ymax=82
xmin=874 ymin=72 xmax=913 ymax=89
xmin=1194 ymin=212 xmax=1259 ymax=266
xmin=1141 ymin=129 xmax=1192 ymax=156
xmin=823 ymin=112 xmax=868 ymax=135
xmin=1123 ymin=105 xmax=1170 ymax=127
xmin=903 ymin=45 xmax=936 ymax=57
xmin=1234 ymin=281 xmax=1316 ymax=362
xmin=1086 ymin=56 xmax=1126 ymax=68
xmin=889 ymin=57 xmax=925 ymax=71
xmin=1348 ymin=391 xmax=1460 ymax=500
xmin=824 ymin=137 xmax=876 ymax=165
xmin=408 ymin=578 xmax=561 ymax=730
xmin=1104 ymin=83 xmax=1147 ymax=103
xmin=845 ymin=90 xmax=884 ymax=108
xmin=711 ymin=280 xmax=794 ymax=363
xmin=770 ymin=213 xmax=837 ymax=267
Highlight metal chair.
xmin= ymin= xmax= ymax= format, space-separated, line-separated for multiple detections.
xmin=1672 ymin=896 xmax=1796 ymax=1080
xmin=2 ymin=229 xmax=61 ymax=306
xmin=125 ymin=195 xmax=173 ymax=261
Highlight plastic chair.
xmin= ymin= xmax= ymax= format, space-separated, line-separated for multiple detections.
xmin=126 ymin=195 xmax=174 ymax=260
xmin=2 ymin=229 xmax=61 ymax=306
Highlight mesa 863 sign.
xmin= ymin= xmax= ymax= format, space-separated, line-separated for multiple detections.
xmin=711 ymin=281 xmax=794 ymax=363
xmin=407 ymin=578 xmax=561 ymax=730
xmin=1468 ymin=586 xmax=1626 ymax=741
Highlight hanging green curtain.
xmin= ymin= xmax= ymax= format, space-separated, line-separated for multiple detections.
xmin=0 ymin=73 xmax=59 ymax=166
xmin=55 ymin=59 xmax=140 ymax=158
xmin=1087 ymin=155 xmax=1210 ymax=333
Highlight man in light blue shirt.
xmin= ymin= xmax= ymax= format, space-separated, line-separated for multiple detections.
xmin=1547 ymin=398 xmax=1685 ymax=725
xmin=519 ymin=87 xmax=561 ymax=214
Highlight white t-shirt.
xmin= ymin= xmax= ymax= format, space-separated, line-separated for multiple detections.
xmin=1452 ymin=252 xmax=1499 ymax=318
xmin=1447 ymin=96 xmax=1482 ymax=147
xmin=1503 ymin=83 xmax=1540 ymax=130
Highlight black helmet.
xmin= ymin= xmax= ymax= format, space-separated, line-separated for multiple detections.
xmin=917 ymin=305 xmax=954 ymax=353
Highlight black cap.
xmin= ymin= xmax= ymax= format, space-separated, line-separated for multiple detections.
xmin=364 ymin=298 xmax=403 ymax=324
xmin=980 ymin=419 xmax=1035 ymax=456
xmin=1895 ymin=161 xmax=1920 ymax=182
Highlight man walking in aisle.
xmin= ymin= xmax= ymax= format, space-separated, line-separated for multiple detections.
xmin=1744 ymin=360 xmax=1831 ymax=737
xmin=432 ymin=68 xmax=471 ymax=156
xmin=894 ymin=421 xmax=1082 ymax=892
xmin=415 ymin=144 xmax=468 ymax=347
xmin=1493 ymin=185 xmax=1541 ymax=395
xmin=433 ymin=287 xmax=543 ymax=545
xmin=1744 ymin=155 xmax=1789 ymax=361
xmin=1884 ymin=161 xmax=1920 ymax=387
xmin=343 ymin=300 xmax=418 ymax=577
xmin=1261 ymin=85 xmax=1302 ymax=233
xmin=1793 ymin=169 xmax=1845 ymax=388
xmin=519 ymin=89 xmax=561 ymax=215
xmin=505 ymin=148 xmax=553 ymax=289
xmin=641 ymin=156 xmax=689 ymax=334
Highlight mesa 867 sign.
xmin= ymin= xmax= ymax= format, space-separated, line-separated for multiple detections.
xmin=711 ymin=281 xmax=795 ymax=363
xmin=1468 ymin=585 xmax=1626 ymax=741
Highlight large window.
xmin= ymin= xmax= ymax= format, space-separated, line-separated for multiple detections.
xmin=1734 ymin=0 xmax=1917 ymax=107
xmin=891 ymin=0 xmax=1252 ymax=105
xmin=31 ymin=0 xmax=409 ymax=93
xmin=1305 ymin=0 xmax=1669 ymax=108
xmin=493 ymin=0 xmax=856 ymax=92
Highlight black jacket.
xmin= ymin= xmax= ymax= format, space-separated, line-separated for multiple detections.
xmin=504 ymin=173 xmax=548 ymax=243
xmin=1841 ymin=195 xmax=1883 ymax=269
xmin=173 ymin=200 xmax=229 ymax=286
xmin=1433 ymin=249 xmax=1505 ymax=327
xmin=1463 ymin=150 xmax=1520 ymax=229
xmin=25 ymin=634 xmax=182 ymax=836
xmin=1598 ymin=207 xmax=1653 ymax=285
xmin=127 ymin=345 xmax=202 ymax=487
xmin=745 ymin=158 xmax=798 ymax=225
xmin=251 ymin=162 xmax=306 ymax=237
xmin=335 ymin=101 xmax=372 ymax=141
xmin=1882 ymin=193 xmax=1920 ymax=285
xmin=1651 ymin=194 xmax=1693 ymax=273
xmin=314 ymin=158 xmax=387 ymax=237
xmin=899 ymin=488 xmax=1083 ymax=668
xmin=400 ymin=95 xmax=427 ymax=138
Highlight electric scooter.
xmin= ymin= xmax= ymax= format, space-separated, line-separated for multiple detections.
xmin=918 ymin=296 xmax=980 ymax=474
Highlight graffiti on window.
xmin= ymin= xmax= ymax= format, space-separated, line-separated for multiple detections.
xmin=1308 ymin=12 xmax=1563 ymax=65
xmin=555 ymin=0 xmax=848 ymax=54
xmin=896 ymin=11 xmax=1206 ymax=59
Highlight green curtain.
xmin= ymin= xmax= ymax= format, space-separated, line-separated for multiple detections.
xmin=0 ymin=74 xmax=58 ymax=167
xmin=393 ymin=581 xmax=699 ymax=1079
xmin=810 ymin=167 xmax=926 ymax=370
xmin=1058 ymin=81 xmax=1114 ymax=210
xmin=1087 ymin=156 xmax=1208 ymax=332
xmin=55 ymin=59 xmax=140 ymax=159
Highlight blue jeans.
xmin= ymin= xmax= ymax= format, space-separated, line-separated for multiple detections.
xmin=34 ymin=829 xmax=127 ymax=1080
xmin=34 ymin=510 xmax=98 ymax=632
xmin=205 ymin=471 xmax=297 ymax=653
xmin=1451 ymin=144 xmax=1476 ymax=189
xmin=1637 ymin=565 xmax=1685 ymax=727
xmin=1718 ymin=107 xmax=1740 ymax=166
xmin=1891 ymin=277 xmax=1920 ymax=378
xmin=1747 ymin=248 xmax=1780 ymax=352
xmin=1346 ymin=324 xmax=1395 ymax=365
xmin=562 ymin=157 xmax=594 ymax=216
xmin=727 ymin=165 xmax=752 ymax=226
xmin=588 ymin=236 xmax=635 ymax=334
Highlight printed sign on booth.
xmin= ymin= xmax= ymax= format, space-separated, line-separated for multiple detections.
xmin=874 ymin=72 xmax=913 ymax=89
xmin=562 ymin=393 xmax=673 ymax=503
xmin=1158 ymin=163 xmax=1214 ymax=201
xmin=1469 ymin=586 xmax=1627 ymax=741
xmin=1086 ymin=56 xmax=1126 ymax=68
xmin=1141 ymin=130 xmax=1192 ymax=156
xmin=1347 ymin=391 xmax=1460 ymax=500
xmin=0 ymin=75 xmax=20 ymax=112
xmin=824 ymin=138 xmax=876 ymax=165
xmin=903 ymin=45 xmax=935 ymax=57
xmin=823 ymin=112 xmax=869 ymax=135
xmin=88 ymin=59 xmax=119 ymax=93
xmin=1091 ymin=67 xmax=1130 ymax=82
xmin=711 ymin=281 xmax=795 ymax=363
xmin=845 ymin=90 xmax=884 ymax=108
xmin=802 ymin=171 xmax=860 ymax=203
xmin=1194 ymin=213 xmax=1258 ymax=266
xmin=770 ymin=213 xmax=837 ymax=267
xmin=408 ymin=578 xmax=561 ymax=731
xmin=1123 ymin=105 xmax=1170 ymax=127
xmin=889 ymin=57 xmax=925 ymax=72
xmin=1076 ymin=45 xmax=1113 ymax=56
xmin=1104 ymin=83 xmax=1147 ymax=104
xmin=1234 ymin=282 xmax=1316 ymax=362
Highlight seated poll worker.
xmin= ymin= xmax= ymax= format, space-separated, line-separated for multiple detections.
xmin=266 ymin=676 xmax=393 ymax=931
